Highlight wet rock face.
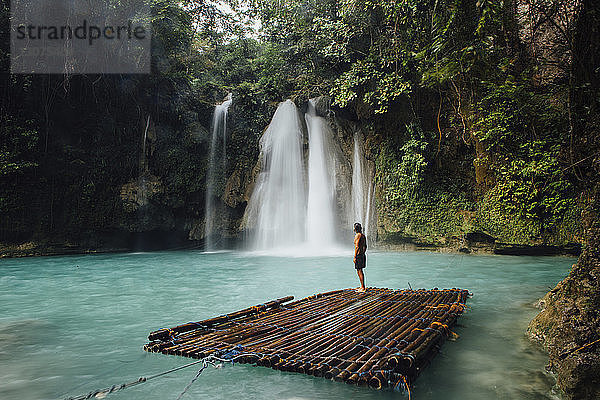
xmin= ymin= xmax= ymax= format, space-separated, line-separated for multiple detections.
xmin=223 ymin=167 xmax=253 ymax=208
xmin=120 ymin=174 xmax=164 ymax=212
xmin=515 ymin=0 xmax=581 ymax=86
xmin=312 ymin=96 xmax=332 ymax=118
xmin=528 ymin=211 xmax=600 ymax=399
xmin=119 ymin=174 xmax=183 ymax=236
xmin=526 ymin=2 xmax=600 ymax=395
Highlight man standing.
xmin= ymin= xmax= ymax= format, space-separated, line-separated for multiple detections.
xmin=353 ymin=223 xmax=367 ymax=292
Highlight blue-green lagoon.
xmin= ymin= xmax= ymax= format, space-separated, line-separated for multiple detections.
xmin=0 ymin=250 xmax=572 ymax=399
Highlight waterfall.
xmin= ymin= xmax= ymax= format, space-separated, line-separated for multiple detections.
xmin=245 ymin=100 xmax=307 ymax=250
xmin=245 ymin=98 xmax=362 ymax=255
xmin=305 ymin=100 xmax=336 ymax=248
xmin=139 ymin=114 xmax=151 ymax=177
xmin=204 ymin=93 xmax=232 ymax=251
xmin=352 ymin=131 xmax=365 ymax=229
xmin=365 ymin=183 xmax=373 ymax=239
xmin=142 ymin=115 xmax=150 ymax=163
xmin=351 ymin=131 xmax=375 ymax=238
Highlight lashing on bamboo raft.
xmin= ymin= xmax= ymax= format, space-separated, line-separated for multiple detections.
xmin=145 ymin=287 xmax=470 ymax=392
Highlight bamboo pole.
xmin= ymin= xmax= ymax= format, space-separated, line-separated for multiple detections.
xmin=274 ymin=290 xmax=443 ymax=377
xmin=148 ymin=296 xmax=294 ymax=341
xmin=333 ymin=291 xmax=454 ymax=382
xmin=144 ymin=287 xmax=470 ymax=390
xmin=150 ymin=290 xmax=363 ymax=356
xmin=256 ymin=290 xmax=424 ymax=372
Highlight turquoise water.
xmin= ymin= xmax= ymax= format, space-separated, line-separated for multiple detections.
xmin=0 ymin=250 xmax=572 ymax=400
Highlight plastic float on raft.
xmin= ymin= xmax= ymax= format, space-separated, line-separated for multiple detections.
xmin=145 ymin=287 xmax=470 ymax=392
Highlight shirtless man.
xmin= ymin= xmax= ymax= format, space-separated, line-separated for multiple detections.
xmin=353 ymin=223 xmax=367 ymax=292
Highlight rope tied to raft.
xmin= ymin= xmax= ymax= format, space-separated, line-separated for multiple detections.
xmin=166 ymin=328 xmax=177 ymax=340
xmin=429 ymin=321 xmax=460 ymax=339
xmin=175 ymin=360 xmax=210 ymax=400
xmin=252 ymin=304 xmax=267 ymax=314
xmin=64 ymin=352 xmax=253 ymax=400
xmin=219 ymin=345 xmax=245 ymax=364
xmin=393 ymin=352 xmax=416 ymax=364
xmin=393 ymin=375 xmax=412 ymax=400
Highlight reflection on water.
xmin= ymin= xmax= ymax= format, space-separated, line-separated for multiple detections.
xmin=0 ymin=250 xmax=572 ymax=400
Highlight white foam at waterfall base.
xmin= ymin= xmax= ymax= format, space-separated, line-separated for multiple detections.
xmin=204 ymin=93 xmax=232 ymax=251
xmin=244 ymin=243 xmax=351 ymax=258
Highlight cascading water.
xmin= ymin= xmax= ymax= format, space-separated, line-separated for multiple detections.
xmin=305 ymin=99 xmax=336 ymax=248
xmin=365 ymin=184 xmax=373 ymax=238
xmin=141 ymin=114 xmax=150 ymax=173
xmin=137 ymin=114 xmax=151 ymax=205
xmin=245 ymin=100 xmax=307 ymax=250
xmin=204 ymin=93 xmax=232 ymax=251
xmin=246 ymin=98 xmax=367 ymax=255
xmin=351 ymin=131 xmax=365 ymax=229
xmin=351 ymin=131 xmax=375 ymax=238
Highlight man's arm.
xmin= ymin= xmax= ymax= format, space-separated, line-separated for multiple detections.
xmin=354 ymin=234 xmax=360 ymax=262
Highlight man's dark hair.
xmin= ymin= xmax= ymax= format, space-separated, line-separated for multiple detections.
xmin=354 ymin=223 xmax=362 ymax=233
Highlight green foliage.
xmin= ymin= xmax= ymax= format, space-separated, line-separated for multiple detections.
xmin=0 ymin=118 xmax=38 ymax=177
xmin=375 ymin=127 xmax=475 ymax=243
xmin=254 ymin=43 xmax=295 ymax=99
xmin=397 ymin=138 xmax=428 ymax=195
xmin=376 ymin=124 xmax=429 ymax=202
xmin=247 ymin=0 xmax=511 ymax=115
xmin=0 ymin=0 xmax=206 ymax=240
xmin=471 ymin=80 xmax=580 ymax=243
xmin=0 ymin=0 xmax=589 ymax=251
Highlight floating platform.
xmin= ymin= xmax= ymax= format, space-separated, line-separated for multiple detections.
xmin=144 ymin=287 xmax=469 ymax=390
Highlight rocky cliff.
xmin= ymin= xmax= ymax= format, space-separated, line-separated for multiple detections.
xmin=528 ymin=195 xmax=600 ymax=399
xmin=527 ymin=1 xmax=600 ymax=397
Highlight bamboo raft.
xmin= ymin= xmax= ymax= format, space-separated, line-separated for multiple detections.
xmin=144 ymin=287 xmax=469 ymax=391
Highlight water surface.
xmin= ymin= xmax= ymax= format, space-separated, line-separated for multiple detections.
xmin=0 ymin=250 xmax=571 ymax=399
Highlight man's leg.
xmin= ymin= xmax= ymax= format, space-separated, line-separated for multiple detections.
xmin=357 ymin=268 xmax=366 ymax=291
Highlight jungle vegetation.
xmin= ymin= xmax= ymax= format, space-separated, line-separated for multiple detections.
xmin=0 ymin=0 xmax=598 ymax=251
